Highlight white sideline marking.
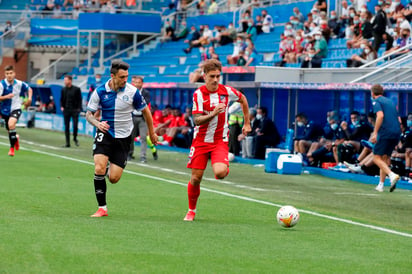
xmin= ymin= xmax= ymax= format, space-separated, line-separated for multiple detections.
xmin=334 ymin=192 xmax=380 ymax=197
xmin=1 ymin=140 xmax=412 ymax=238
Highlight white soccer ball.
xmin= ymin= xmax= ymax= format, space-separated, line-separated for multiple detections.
xmin=228 ymin=152 xmax=235 ymax=162
xmin=276 ymin=205 xmax=300 ymax=228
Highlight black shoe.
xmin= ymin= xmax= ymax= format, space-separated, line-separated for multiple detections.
xmin=152 ymin=151 xmax=158 ymax=160
xmin=63 ymin=144 xmax=70 ymax=148
xmin=74 ymin=140 xmax=79 ymax=147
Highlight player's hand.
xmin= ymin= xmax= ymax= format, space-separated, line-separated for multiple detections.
xmin=149 ymin=133 xmax=158 ymax=145
xmin=98 ymin=121 xmax=110 ymax=133
xmin=370 ymin=132 xmax=377 ymax=143
xmin=242 ymin=123 xmax=252 ymax=136
xmin=212 ymin=103 xmax=226 ymax=116
xmin=340 ymin=121 xmax=347 ymax=130
xmin=5 ymin=93 xmax=14 ymax=99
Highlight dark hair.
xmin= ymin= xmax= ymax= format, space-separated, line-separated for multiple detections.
xmin=132 ymin=75 xmax=144 ymax=82
xmin=296 ymin=112 xmax=307 ymax=119
xmin=110 ymin=60 xmax=130 ymax=75
xmin=5 ymin=65 xmax=14 ymax=72
xmin=371 ymin=84 xmax=384 ymax=96
xmin=202 ymin=59 xmax=222 ymax=74
xmin=350 ymin=111 xmax=360 ymax=116
xmin=259 ymin=106 xmax=268 ymax=116
xmin=65 ymin=75 xmax=73 ymax=81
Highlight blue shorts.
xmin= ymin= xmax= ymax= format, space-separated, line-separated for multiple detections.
xmin=373 ymin=138 xmax=399 ymax=156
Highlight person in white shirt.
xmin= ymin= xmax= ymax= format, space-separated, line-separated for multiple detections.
xmin=261 ymin=9 xmax=273 ymax=33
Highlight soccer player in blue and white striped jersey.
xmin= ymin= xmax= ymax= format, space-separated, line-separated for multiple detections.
xmin=86 ymin=60 xmax=158 ymax=217
xmin=0 ymin=65 xmax=32 ymax=156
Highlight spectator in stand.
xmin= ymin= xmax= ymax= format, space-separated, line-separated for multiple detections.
xmin=239 ymin=10 xmax=252 ymax=33
xmin=172 ymin=21 xmax=189 ymax=41
xmin=328 ymin=10 xmax=343 ymax=38
xmin=227 ymin=36 xmax=246 ymax=65
xmin=161 ymin=19 xmax=175 ymax=43
xmin=307 ymin=22 xmax=320 ymax=36
xmin=319 ymin=20 xmax=332 ymax=42
xmin=44 ymin=97 xmax=57 ymax=114
xmin=184 ymin=25 xmax=213 ymax=53
xmin=87 ymin=0 xmax=100 ymax=11
xmin=159 ymin=108 xmax=189 ymax=147
xmin=213 ymin=23 xmax=237 ymax=46
xmin=311 ymin=9 xmax=321 ymax=25
xmin=52 ymin=5 xmax=63 ymax=18
xmin=347 ymin=41 xmax=377 ymax=67
xmin=396 ymin=15 xmax=411 ymax=33
xmin=314 ymin=31 xmax=328 ymax=58
xmin=341 ymin=0 xmax=350 ymax=23
xmin=255 ymin=15 xmax=263 ymax=34
xmin=346 ymin=13 xmax=372 ymax=48
xmin=261 ymin=9 xmax=274 ymax=33
xmin=244 ymin=40 xmax=259 ymax=67
xmin=3 ymin=21 xmax=15 ymax=38
xmin=42 ymin=0 xmax=55 ymax=14
xmin=284 ymin=22 xmax=296 ymax=37
xmin=73 ymin=0 xmax=84 ymax=9
xmin=313 ymin=0 xmax=327 ymax=12
xmin=101 ymin=1 xmax=116 ymax=13
xmin=384 ymin=27 xmax=412 ymax=57
xmin=301 ymin=47 xmax=322 ymax=68
xmin=197 ymin=0 xmax=206 ymax=15
xmin=184 ymin=25 xmax=201 ymax=48
xmin=404 ymin=0 xmax=412 ymax=21
xmin=290 ymin=16 xmax=304 ymax=31
xmin=254 ymin=107 xmax=281 ymax=159
xmin=372 ymin=4 xmax=394 ymax=51
xmin=207 ymin=0 xmax=218 ymax=14
xmin=241 ymin=19 xmax=258 ymax=41
xmin=293 ymin=7 xmax=305 ymax=23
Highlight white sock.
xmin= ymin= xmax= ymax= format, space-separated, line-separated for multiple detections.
xmin=378 ymin=182 xmax=384 ymax=187
xmin=99 ymin=206 xmax=107 ymax=210
xmin=189 ymin=209 xmax=196 ymax=213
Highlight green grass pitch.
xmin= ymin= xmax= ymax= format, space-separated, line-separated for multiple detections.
xmin=0 ymin=128 xmax=411 ymax=273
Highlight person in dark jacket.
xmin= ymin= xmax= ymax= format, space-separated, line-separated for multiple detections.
xmin=254 ymin=106 xmax=281 ymax=159
xmin=301 ymin=47 xmax=322 ymax=68
xmin=372 ymin=4 xmax=393 ymax=51
xmin=60 ymin=75 xmax=82 ymax=147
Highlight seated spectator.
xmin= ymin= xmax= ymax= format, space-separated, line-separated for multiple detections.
xmin=307 ymin=22 xmax=320 ymax=36
xmin=238 ymin=108 xmax=260 ymax=158
xmin=347 ymin=41 xmax=377 ymax=67
xmin=255 ymin=15 xmax=263 ymax=34
xmin=207 ymin=0 xmax=218 ymax=14
xmin=301 ymin=47 xmax=322 ymax=68
xmin=244 ymin=19 xmax=258 ymax=41
xmin=240 ymin=10 xmax=252 ymax=33
xmin=319 ymin=20 xmax=332 ymax=42
xmin=293 ymin=7 xmax=305 ymax=23
xmin=284 ymin=22 xmax=296 ymax=37
xmin=52 ymin=4 xmax=63 ymax=18
xmin=227 ymin=36 xmax=246 ymax=65
xmin=244 ymin=41 xmax=259 ymax=67
xmin=384 ymin=27 xmax=412 ymax=57
xmin=297 ymin=34 xmax=314 ymax=62
xmin=313 ymin=31 xmax=328 ymax=58
xmin=404 ymin=0 xmax=412 ymax=22
xmin=42 ymin=0 xmax=55 ymax=13
xmin=254 ymin=107 xmax=281 ymax=159
xmin=290 ymin=16 xmax=304 ymax=31
xmin=101 ymin=1 xmax=116 ymax=13
xmin=261 ymin=9 xmax=274 ymax=33
xmin=172 ymin=21 xmax=189 ymax=41
xmin=160 ymin=108 xmax=190 ymax=147
xmin=213 ymin=23 xmax=237 ymax=46
xmin=313 ymin=0 xmax=327 ymax=13
xmin=294 ymin=112 xmax=324 ymax=157
xmin=44 ymin=96 xmax=57 ymax=114
xmin=161 ymin=19 xmax=175 ymax=43
xmin=73 ymin=0 xmax=84 ymax=9
xmin=282 ymin=34 xmax=299 ymax=64
xmin=184 ymin=25 xmax=213 ymax=53
xmin=328 ymin=11 xmax=343 ymax=38
xmin=196 ymin=0 xmax=206 ymax=15
xmin=311 ymin=9 xmax=321 ymax=25
xmin=3 ymin=21 xmax=15 ymax=38
xmin=346 ymin=13 xmax=373 ymax=48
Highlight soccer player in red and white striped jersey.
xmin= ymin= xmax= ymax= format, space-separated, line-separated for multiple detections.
xmin=184 ymin=59 xmax=251 ymax=221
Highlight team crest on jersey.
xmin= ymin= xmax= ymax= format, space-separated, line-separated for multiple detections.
xmin=104 ymin=95 xmax=109 ymax=100
xmin=122 ymin=95 xmax=129 ymax=102
xmin=220 ymin=95 xmax=227 ymax=104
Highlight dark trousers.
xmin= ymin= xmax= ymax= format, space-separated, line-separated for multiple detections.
xmin=373 ymin=32 xmax=393 ymax=51
xmin=229 ymin=124 xmax=241 ymax=156
xmin=63 ymin=110 xmax=79 ymax=145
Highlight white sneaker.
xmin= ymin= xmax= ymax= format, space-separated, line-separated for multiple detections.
xmin=329 ymin=163 xmax=343 ymax=171
xmin=375 ymin=184 xmax=384 ymax=192
xmin=389 ymin=173 xmax=400 ymax=192
xmin=343 ymin=161 xmax=364 ymax=173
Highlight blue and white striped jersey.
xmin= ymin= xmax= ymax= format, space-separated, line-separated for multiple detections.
xmin=0 ymin=79 xmax=29 ymax=116
xmin=87 ymin=80 xmax=147 ymax=138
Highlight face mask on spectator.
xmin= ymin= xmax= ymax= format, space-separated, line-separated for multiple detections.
xmin=361 ymin=8 xmax=367 ymax=12
xmin=354 ymin=20 xmax=359 ymax=24
xmin=407 ymin=120 xmax=412 ymax=127
xmin=360 ymin=17 xmax=366 ymax=22
xmin=402 ymin=32 xmax=409 ymax=38
xmin=315 ymin=35 xmax=321 ymax=40
xmin=385 ymin=8 xmax=391 ymax=13
xmin=297 ymin=121 xmax=304 ymax=127
xmin=331 ymin=123 xmax=338 ymax=130
xmin=291 ymin=20 xmax=298 ymax=25
xmin=350 ymin=12 xmax=355 ymax=18
xmin=248 ymin=22 xmax=253 ymax=27
xmin=360 ymin=43 xmax=366 ymax=49
xmin=286 ymin=25 xmax=292 ymax=29
xmin=378 ymin=0 xmax=383 ymax=5
xmin=365 ymin=48 xmax=371 ymax=54
xmin=331 ymin=15 xmax=336 ymax=19
xmin=296 ymin=36 xmax=301 ymax=40
xmin=309 ymin=26 xmax=314 ymax=31
xmin=352 ymin=120 xmax=359 ymax=126
xmin=199 ymin=48 xmax=204 ymax=53
xmin=245 ymin=16 xmax=250 ymax=20
xmin=237 ymin=40 xmax=242 ymax=45
xmin=308 ymin=53 xmax=315 ymax=58
xmin=256 ymin=114 xmax=262 ymax=120
xmin=245 ymin=50 xmax=250 ymax=55
xmin=394 ymin=1 xmax=400 ymax=6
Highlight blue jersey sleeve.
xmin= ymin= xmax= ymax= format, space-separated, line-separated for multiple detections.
xmin=133 ymin=90 xmax=147 ymax=111
xmin=372 ymin=100 xmax=382 ymax=114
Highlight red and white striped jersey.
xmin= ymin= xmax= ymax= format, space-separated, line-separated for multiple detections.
xmin=192 ymin=84 xmax=242 ymax=143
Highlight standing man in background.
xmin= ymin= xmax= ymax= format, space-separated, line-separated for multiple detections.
xmin=60 ymin=75 xmax=82 ymax=147
xmin=0 ymin=65 xmax=32 ymax=156
xmin=129 ymin=76 xmax=158 ymax=163
xmin=370 ymin=84 xmax=401 ymax=192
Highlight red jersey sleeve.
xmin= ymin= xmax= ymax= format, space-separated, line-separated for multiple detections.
xmin=192 ymin=89 xmax=204 ymax=115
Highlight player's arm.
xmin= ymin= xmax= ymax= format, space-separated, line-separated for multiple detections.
xmin=193 ymin=103 xmax=225 ymax=126
xmin=24 ymin=87 xmax=33 ymax=108
xmin=86 ymin=110 xmax=109 ymax=133
xmin=238 ymin=94 xmax=251 ymax=136
xmin=142 ymin=106 xmax=158 ymax=145
xmin=371 ymin=110 xmax=384 ymax=143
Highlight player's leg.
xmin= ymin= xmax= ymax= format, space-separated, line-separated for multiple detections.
xmin=72 ymin=111 xmax=79 ymax=146
xmin=185 ymin=144 xmax=208 ymax=221
xmin=91 ymin=154 xmax=109 ymax=217
xmin=7 ymin=111 xmax=21 ymax=156
xmin=138 ymin=118 xmax=148 ymax=162
xmin=106 ymin=163 xmax=124 ymax=184
xmin=63 ymin=111 xmax=71 ymax=147
xmin=211 ymin=141 xmax=230 ymax=179
xmin=106 ymin=135 xmax=130 ymax=184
